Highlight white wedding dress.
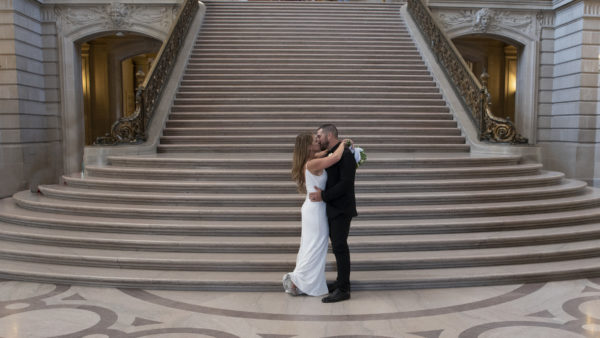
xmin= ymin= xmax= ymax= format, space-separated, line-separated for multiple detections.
xmin=286 ymin=169 xmax=329 ymax=296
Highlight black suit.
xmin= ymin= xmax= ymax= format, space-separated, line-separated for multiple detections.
xmin=321 ymin=141 xmax=357 ymax=292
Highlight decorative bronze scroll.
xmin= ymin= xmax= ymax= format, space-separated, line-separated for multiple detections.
xmin=407 ymin=0 xmax=527 ymax=144
xmin=95 ymin=0 xmax=199 ymax=145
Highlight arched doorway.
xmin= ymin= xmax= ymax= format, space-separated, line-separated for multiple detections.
xmin=79 ymin=33 xmax=161 ymax=145
xmin=452 ymin=35 xmax=521 ymax=124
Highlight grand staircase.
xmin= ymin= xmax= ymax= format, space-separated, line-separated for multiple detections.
xmin=1 ymin=1 xmax=600 ymax=291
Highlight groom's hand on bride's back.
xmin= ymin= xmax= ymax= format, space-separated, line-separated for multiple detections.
xmin=309 ymin=187 xmax=323 ymax=202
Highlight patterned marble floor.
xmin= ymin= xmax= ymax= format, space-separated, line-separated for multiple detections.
xmin=1 ymin=278 xmax=600 ymax=337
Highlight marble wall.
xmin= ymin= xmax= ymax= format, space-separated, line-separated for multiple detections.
xmin=0 ymin=0 xmax=179 ymax=198
xmin=0 ymin=0 xmax=61 ymax=198
xmin=538 ymin=0 xmax=600 ymax=185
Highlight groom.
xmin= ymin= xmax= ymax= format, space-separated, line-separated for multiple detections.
xmin=309 ymin=124 xmax=357 ymax=303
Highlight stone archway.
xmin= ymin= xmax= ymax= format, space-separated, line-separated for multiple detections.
xmin=432 ymin=7 xmax=550 ymax=145
xmin=452 ymin=35 xmax=521 ymax=124
xmin=80 ymin=34 xmax=162 ymax=145
xmin=48 ymin=3 xmax=177 ymax=175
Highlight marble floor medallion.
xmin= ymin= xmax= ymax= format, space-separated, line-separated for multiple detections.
xmin=1 ymin=279 xmax=599 ymax=337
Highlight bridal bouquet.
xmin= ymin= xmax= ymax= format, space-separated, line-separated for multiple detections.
xmin=346 ymin=140 xmax=367 ymax=168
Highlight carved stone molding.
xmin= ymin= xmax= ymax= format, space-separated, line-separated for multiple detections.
xmin=435 ymin=7 xmax=546 ymax=41
xmin=53 ymin=3 xmax=178 ymax=37
xmin=584 ymin=1 xmax=600 ymax=17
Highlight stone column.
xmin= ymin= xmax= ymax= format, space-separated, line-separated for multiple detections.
xmin=538 ymin=0 xmax=600 ymax=185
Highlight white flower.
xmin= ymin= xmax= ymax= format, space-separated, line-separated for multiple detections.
xmin=349 ymin=145 xmax=367 ymax=168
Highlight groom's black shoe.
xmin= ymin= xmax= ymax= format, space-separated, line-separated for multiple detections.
xmin=327 ymin=282 xmax=351 ymax=293
xmin=327 ymin=282 xmax=338 ymax=293
xmin=322 ymin=289 xmax=350 ymax=303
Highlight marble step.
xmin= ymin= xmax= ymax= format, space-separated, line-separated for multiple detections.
xmin=105 ymin=154 xmax=521 ymax=169
xmin=38 ymin=180 xmax=585 ymax=207
xmin=167 ymin=112 xmax=452 ymax=119
xmin=164 ymin=119 xmax=455 ymax=127
xmin=171 ymin=98 xmax=444 ymax=107
xmin=194 ymin=38 xmax=411 ymax=45
xmin=196 ymin=37 xmax=414 ymax=44
xmin=192 ymin=44 xmax=419 ymax=51
xmin=201 ymin=15 xmax=406 ymax=22
xmin=0 ymin=257 xmax=599 ymax=291
xmin=13 ymin=189 xmax=600 ymax=221
xmin=201 ymin=18 xmax=405 ymax=25
xmin=162 ymin=126 xmax=461 ymax=136
xmin=189 ymin=51 xmax=419 ymax=58
xmin=175 ymin=91 xmax=440 ymax=99
xmin=84 ymin=164 xmax=542 ymax=181
xmin=200 ymin=18 xmax=406 ymax=24
xmin=205 ymin=6 xmax=404 ymax=13
xmin=205 ymin=2 xmax=403 ymax=8
xmin=156 ymin=144 xmax=469 ymax=153
xmin=159 ymin=135 xmax=465 ymax=145
xmin=203 ymin=13 xmax=404 ymax=20
xmin=2 ymin=239 xmax=600 ymax=272
xmin=3 ymin=218 xmax=600 ymax=253
xmin=181 ymin=74 xmax=431 ymax=82
xmin=170 ymin=105 xmax=449 ymax=113
xmin=179 ymin=78 xmax=434 ymax=86
xmin=2 ymin=197 xmax=600 ymax=236
xmin=198 ymin=27 xmax=408 ymax=34
xmin=186 ymin=58 xmax=425 ymax=65
xmin=182 ymin=69 xmax=429 ymax=76
xmin=204 ymin=7 xmax=403 ymax=13
xmin=177 ymin=85 xmax=437 ymax=93
xmin=62 ymin=172 xmax=564 ymax=194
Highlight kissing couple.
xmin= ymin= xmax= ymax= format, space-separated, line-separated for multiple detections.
xmin=283 ymin=123 xmax=358 ymax=303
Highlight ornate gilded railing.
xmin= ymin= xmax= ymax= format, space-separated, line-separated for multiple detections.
xmin=95 ymin=0 xmax=199 ymax=145
xmin=407 ymin=0 xmax=527 ymax=144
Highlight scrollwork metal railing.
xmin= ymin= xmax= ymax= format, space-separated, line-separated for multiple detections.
xmin=95 ymin=0 xmax=199 ymax=145
xmin=407 ymin=0 xmax=527 ymax=144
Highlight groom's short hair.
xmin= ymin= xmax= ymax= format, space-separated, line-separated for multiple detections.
xmin=318 ymin=124 xmax=338 ymax=138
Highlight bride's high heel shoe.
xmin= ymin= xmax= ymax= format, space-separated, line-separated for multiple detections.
xmin=283 ymin=273 xmax=303 ymax=296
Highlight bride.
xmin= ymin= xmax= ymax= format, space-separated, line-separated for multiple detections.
xmin=283 ymin=131 xmax=350 ymax=296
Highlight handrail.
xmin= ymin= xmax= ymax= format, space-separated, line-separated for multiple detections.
xmin=406 ymin=0 xmax=527 ymax=144
xmin=95 ymin=0 xmax=200 ymax=145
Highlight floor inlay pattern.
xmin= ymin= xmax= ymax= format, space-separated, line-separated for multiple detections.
xmin=1 ymin=279 xmax=600 ymax=337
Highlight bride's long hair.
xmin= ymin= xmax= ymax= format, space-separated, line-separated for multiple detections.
xmin=292 ymin=132 xmax=314 ymax=194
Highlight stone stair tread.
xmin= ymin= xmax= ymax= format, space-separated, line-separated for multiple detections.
xmin=192 ymin=46 xmax=419 ymax=51
xmin=105 ymin=153 xmax=522 ymax=165
xmin=61 ymin=172 xmax=563 ymax=193
xmin=191 ymin=49 xmax=416 ymax=53
xmin=176 ymin=85 xmax=435 ymax=91
xmin=157 ymin=144 xmax=470 ymax=152
xmin=164 ymin=118 xmax=451 ymax=123
xmin=168 ymin=111 xmax=448 ymax=115
xmin=2 ymin=212 xmax=600 ymax=244
xmin=159 ymin=138 xmax=466 ymax=146
xmin=85 ymin=163 xmax=541 ymax=175
xmin=2 ymin=239 xmax=600 ymax=267
xmin=175 ymin=91 xmax=436 ymax=97
xmin=38 ymin=179 xmax=585 ymax=205
xmin=1 ymin=257 xmax=600 ymax=290
xmin=179 ymin=79 xmax=432 ymax=84
xmin=14 ymin=188 xmax=600 ymax=220
xmin=4 ymin=195 xmax=600 ymax=235
xmin=108 ymin=152 xmax=518 ymax=160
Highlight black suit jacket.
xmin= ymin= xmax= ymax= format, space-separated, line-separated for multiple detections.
xmin=321 ymin=142 xmax=358 ymax=219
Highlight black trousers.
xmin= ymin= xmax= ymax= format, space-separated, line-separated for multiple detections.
xmin=329 ymin=213 xmax=353 ymax=292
